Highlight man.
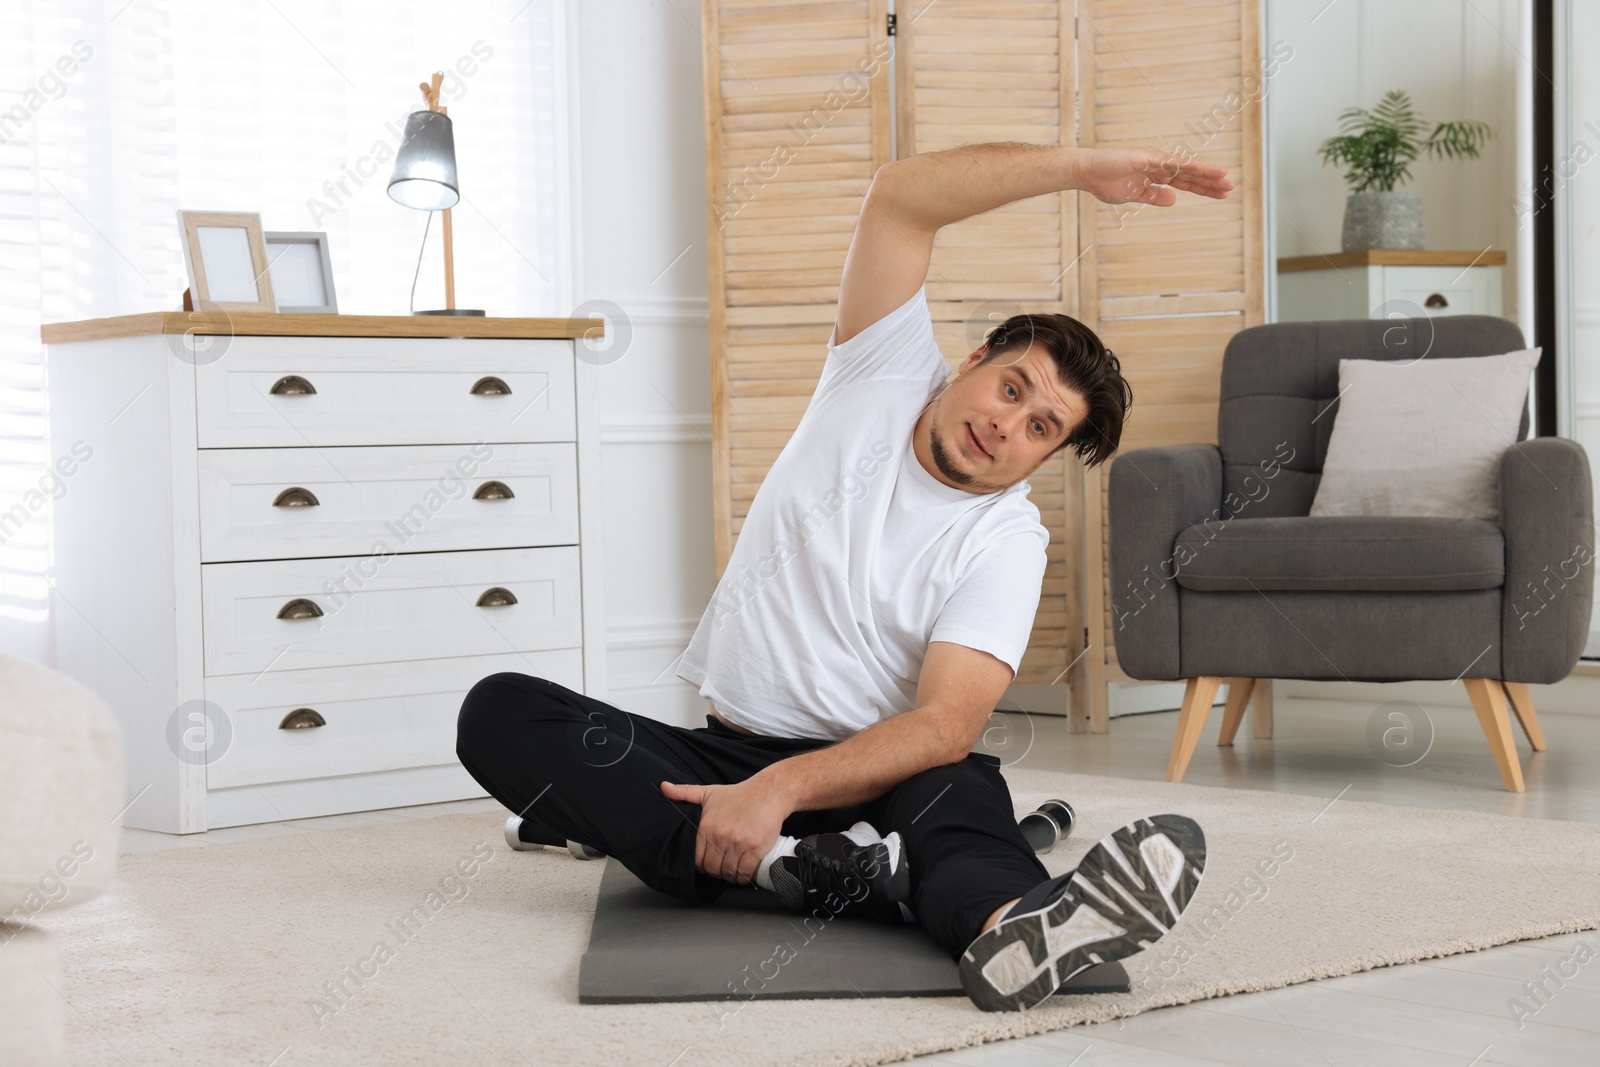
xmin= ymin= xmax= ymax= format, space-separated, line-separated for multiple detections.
xmin=456 ymin=140 xmax=1232 ymax=1012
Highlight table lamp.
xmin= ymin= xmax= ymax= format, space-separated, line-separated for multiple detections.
xmin=388 ymin=72 xmax=483 ymax=316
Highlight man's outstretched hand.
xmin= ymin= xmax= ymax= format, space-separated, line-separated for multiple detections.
xmin=659 ymin=774 xmax=793 ymax=885
xmin=1071 ymin=146 xmax=1234 ymax=207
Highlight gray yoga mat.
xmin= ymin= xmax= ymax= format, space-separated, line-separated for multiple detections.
xmin=577 ymin=858 xmax=1130 ymax=1004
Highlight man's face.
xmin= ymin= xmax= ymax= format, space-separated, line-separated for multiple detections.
xmin=920 ymin=341 xmax=1088 ymax=494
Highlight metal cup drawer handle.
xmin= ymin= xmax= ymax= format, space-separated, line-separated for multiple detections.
xmin=1424 ymin=292 xmax=1449 ymax=308
xmin=473 ymin=480 xmax=514 ymax=500
xmin=269 ymin=375 xmax=317 ymax=395
xmin=279 ymin=708 xmax=326 ymax=730
xmin=275 ymin=373 xmax=513 ymax=397
xmin=276 ymin=598 xmax=324 ymax=620
xmin=273 ymin=486 xmax=320 ymax=508
xmin=470 ymin=376 xmax=512 ymax=395
xmin=477 ymin=587 xmax=518 ymax=608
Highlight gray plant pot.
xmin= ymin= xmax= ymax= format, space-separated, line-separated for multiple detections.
xmin=1341 ymin=190 xmax=1426 ymax=251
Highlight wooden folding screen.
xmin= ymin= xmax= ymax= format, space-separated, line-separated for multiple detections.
xmin=699 ymin=0 xmax=892 ymax=557
xmin=1074 ymin=0 xmax=1265 ymax=727
xmin=892 ymin=1 xmax=1085 ymax=702
xmin=700 ymin=0 xmax=1263 ymax=730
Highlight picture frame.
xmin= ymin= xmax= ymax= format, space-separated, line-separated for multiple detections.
xmin=263 ymin=230 xmax=339 ymax=314
xmin=176 ymin=210 xmax=276 ymax=313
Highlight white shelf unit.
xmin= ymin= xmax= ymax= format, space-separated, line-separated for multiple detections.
xmin=1276 ymin=250 xmax=1505 ymax=322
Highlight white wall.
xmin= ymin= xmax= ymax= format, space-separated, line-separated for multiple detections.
xmin=574 ymin=0 xmax=715 ymax=727
xmin=1266 ymin=0 xmax=1522 ymax=320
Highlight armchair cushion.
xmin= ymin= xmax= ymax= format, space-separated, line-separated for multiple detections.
xmin=1173 ymin=516 xmax=1505 ymax=593
xmin=1217 ymin=316 xmax=1529 ymax=518
xmin=1309 ymin=347 xmax=1542 ymax=521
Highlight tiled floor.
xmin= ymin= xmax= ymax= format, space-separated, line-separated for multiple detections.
xmin=122 ymin=694 xmax=1600 ymax=1066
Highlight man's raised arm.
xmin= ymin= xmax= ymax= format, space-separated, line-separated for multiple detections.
xmin=832 ymin=142 xmax=1234 ymax=347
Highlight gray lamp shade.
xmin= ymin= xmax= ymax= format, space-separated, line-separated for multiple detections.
xmin=388 ymin=109 xmax=459 ymax=211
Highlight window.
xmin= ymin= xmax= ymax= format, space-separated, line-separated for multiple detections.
xmin=0 ymin=0 xmax=573 ymax=659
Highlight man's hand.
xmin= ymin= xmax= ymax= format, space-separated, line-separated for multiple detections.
xmin=1069 ymin=146 xmax=1234 ymax=207
xmin=659 ymin=774 xmax=794 ymax=885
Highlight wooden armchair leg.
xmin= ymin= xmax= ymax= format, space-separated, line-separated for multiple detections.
xmin=1252 ymin=679 xmax=1274 ymax=739
xmin=1167 ymin=676 xmax=1223 ymax=782
xmin=1463 ymin=678 xmax=1526 ymax=792
xmin=1217 ymin=677 xmax=1256 ymax=746
xmin=1501 ymin=682 xmax=1548 ymax=752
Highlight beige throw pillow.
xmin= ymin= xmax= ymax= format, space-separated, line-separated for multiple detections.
xmin=1309 ymin=347 xmax=1541 ymax=521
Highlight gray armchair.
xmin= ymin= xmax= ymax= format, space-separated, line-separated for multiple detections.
xmin=1108 ymin=316 xmax=1594 ymax=792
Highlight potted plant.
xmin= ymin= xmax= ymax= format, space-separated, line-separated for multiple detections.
xmin=1319 ymin=89 xmax=1492 ymax=251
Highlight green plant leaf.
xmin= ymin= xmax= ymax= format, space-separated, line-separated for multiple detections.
xmin=1320 ymin=89 xmax=1493 ymax=192
xmin=1425 ymin=120 xmax=1493 ymax=160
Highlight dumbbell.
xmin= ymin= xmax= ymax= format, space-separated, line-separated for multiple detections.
xmin=1018 ymin=799 xmax=1075 ymax=855
xmin=503 ymin=815 xmax=605 ymax=859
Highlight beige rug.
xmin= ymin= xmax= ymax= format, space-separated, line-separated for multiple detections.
xmin=35 ymin=772 xmax=1600 ymax=1067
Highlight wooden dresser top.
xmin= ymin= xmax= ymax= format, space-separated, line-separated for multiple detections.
xmin=1276 ymin=249 xmax=1506 ymax=273
xmin=41 ymin=312 xmax=604 ymax=345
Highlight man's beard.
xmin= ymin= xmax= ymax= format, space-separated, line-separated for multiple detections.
xmin=924 ymin=391 xmax=1015 ymax=494
xmin=929 ymin=420 xmax=1013 ymax=494
xmin=928 ymin=423 xmax=977 ymax=486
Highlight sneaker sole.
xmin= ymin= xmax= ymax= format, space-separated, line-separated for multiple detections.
xmin=958 ymin=813 xmax=1206 ymax=1012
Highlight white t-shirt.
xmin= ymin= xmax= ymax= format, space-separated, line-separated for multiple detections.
xmin=675 ymin=285 xmax=1050 ymax=741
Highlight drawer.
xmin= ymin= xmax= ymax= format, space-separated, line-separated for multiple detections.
xmin=201 ymin=545 xmax=581 ymax=676
xmin=202 ymin=648 xmax=583 ymax=789
xmin=197 ymin=442 xmax=578 ymax=562
xmin=1378 ymin=265 xmax=1499 ymax=318
xmin=194 ymin=336 xmax=576 ymax=448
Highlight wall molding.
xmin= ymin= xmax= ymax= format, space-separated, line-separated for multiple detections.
xmin=600 ymin=413 xmax=713 ymax=445
xmin=606 ymin=617 xmax=702 ymax=712
xmin=607 ymin=617 xmax=700 ymax=651
xmin=606 ymin=295 xmax=710 ymax=326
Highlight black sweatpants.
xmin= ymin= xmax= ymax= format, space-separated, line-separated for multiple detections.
xmin=454 ymin=672 xmax=1050 ymax=961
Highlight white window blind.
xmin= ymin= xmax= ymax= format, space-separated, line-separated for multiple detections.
xmin=0 ymin=0 xmax=573 ymax=664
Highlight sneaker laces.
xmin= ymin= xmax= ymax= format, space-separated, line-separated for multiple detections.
xmin=795 ymin=834 xmax=884 ymax=908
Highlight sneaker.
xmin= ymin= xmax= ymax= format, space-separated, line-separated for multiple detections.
xmin=504 ymin=815 xmax=545 ymax=852
xmin=958 ymin=813 xmax=1206 ymax=1012
xmin=503 ymin=813 xmax=568 ymax=853
xmin=770 ymin=821 xmax=913 ymax=924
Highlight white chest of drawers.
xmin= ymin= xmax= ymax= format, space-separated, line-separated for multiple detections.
xmin=41 ymin=313 xmax=606 ymax=833
xmin=1276 ymin=249 xmax=1505 ymax=322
